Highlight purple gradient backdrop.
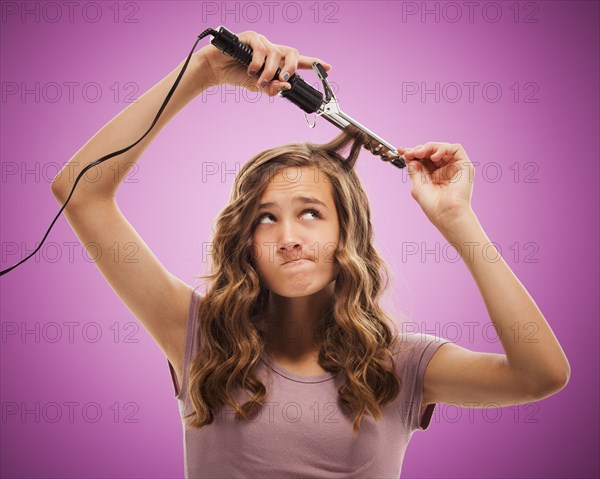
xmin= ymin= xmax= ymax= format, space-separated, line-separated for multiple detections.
xmin=1 ymin=1 xmax=598 ymax=478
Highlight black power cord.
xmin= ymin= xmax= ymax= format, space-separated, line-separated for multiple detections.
xmin=0 ymin=29 xmax=217 ymax=276
xmin=1 ymin=26 xmax=327 ymax=276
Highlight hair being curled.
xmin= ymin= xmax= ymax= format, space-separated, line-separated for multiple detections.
xmin=186 ymin=125 xmax=403 ymax=438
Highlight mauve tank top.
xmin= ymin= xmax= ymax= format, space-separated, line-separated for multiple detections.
xmin=167 ymin=287 xmax=451 ymax=478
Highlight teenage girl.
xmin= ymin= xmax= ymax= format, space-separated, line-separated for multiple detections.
xmin=51 ymin=30 xmax=570 ymax=478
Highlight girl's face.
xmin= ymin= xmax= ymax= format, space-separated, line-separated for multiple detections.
xmin=251 ymin=166 xmax=340 ymax=297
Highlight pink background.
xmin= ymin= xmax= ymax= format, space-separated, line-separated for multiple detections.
xmin=1 ymin=1 xmax=598 ymax=478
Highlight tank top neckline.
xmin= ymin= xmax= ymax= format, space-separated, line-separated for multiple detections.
xmin=259 ymin=350 xmax=337 ymax=383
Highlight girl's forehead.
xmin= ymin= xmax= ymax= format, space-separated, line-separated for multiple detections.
xmin=265 ymin=166 xmax=331 ymax=188
xmin=261 ymin=173 xmax=333 ymax=200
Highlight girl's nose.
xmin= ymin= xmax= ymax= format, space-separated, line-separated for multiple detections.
xmin=279 ymin=241 xmax=302 ymax=260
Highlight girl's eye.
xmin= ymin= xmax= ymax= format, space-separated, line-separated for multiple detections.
xmin=256 ymin=209 xmax=322 ymax=225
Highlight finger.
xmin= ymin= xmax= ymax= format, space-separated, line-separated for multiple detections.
xmin=449 ymin=143 xmax=467 ymax=163
xmin=398 ymin=146 xmax=417 ymax=164
xmin=255 ymin=35 xmax=284 ymax=88
xmin=406 ymin=160 xmax=430 ymax=190
xmin=403 ymin=144 xmax=424 ymax=160
xmin=264 ymin=80 xmax=292 ymax=97
xmin=429 ymin=142 xmax=464 ymax=157
xmin=430 ymin=144 xmax=450 ymax=164
xmin=405 ymin=142 xmax=454 ymax=164
xmin=404 ymin=146 xmax=436 ymax=176
xmin=238 ymin=31 xmax=267 ymax=77
xmin=297 ymin=56 xmax=332 ymax=71
xmin=407 ymin=143 xmax=439 ymax=160
xmin=276 ymin=45 xmax=300 ymax=82
xmin=396 ymin=146 xmax=422 ymax=161
xmin=432 ymin=143 xmax=468 ymax=167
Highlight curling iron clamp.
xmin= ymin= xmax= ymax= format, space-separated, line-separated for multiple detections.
xmin=210 ymin=26 xmax=406 ymax=169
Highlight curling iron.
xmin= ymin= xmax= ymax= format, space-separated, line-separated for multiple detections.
xmin=0 ymin=26 xmax=405 ymax=276
xmin=209 ymin=26 xmax=406 ymax=169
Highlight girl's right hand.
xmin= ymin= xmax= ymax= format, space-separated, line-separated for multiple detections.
xmin=197 ymin=30 xmax=333 ymax=97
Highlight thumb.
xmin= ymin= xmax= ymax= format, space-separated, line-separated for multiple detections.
xmin=406 ymin=158 xmax=426 ymax=181
xmin=406 ymin=159 xmax=428 ymax=198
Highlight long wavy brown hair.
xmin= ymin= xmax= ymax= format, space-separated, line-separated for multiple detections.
xmin=186 ymin=125 xmax=404 ymax=438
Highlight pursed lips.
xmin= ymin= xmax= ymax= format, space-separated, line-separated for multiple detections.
xmin=282 ymin=258 xmax=309 ymax=265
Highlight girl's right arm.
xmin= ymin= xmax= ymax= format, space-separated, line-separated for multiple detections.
xmin=50 ymin=50 xmax=215 ymax=387
xmin=50 ymin=32 xmax=330 ymax=386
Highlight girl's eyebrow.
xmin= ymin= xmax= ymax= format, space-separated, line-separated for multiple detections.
xmin=258 ymin=195 xmax=328 ymax=210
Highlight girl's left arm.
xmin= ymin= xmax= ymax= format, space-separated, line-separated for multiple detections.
xmin=399 ymin=142 xmax=570 ymax=408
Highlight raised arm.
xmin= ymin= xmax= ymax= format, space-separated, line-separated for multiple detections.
xmin=50 ymin=49 xmax=216 ymax=388
xmin=50 ymin=31 xmax=331 ymax=388
xmin=399 ymin=143 xmax=570 ymax=409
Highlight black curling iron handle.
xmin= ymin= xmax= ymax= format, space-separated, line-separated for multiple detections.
xmin=210 ymin=26 xmax=324 ymax=114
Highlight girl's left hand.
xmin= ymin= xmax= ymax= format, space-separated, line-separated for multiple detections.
xmin=398 ymin=142 xmax=475 ymax=228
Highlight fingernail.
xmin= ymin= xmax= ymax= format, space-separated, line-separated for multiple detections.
xmin=280 ymin=83 xmax=291 ymax=91
xmin=248 ymin=70 xmax=256 ymax=76
xmin=260 ymin=79 xmax=267 ymax=88
xmin=282 ymin=71 xmax=289 ymax=81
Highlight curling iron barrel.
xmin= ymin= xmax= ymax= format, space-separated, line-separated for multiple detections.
xmin=209 ymin=26 xmax=406 ymax=169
